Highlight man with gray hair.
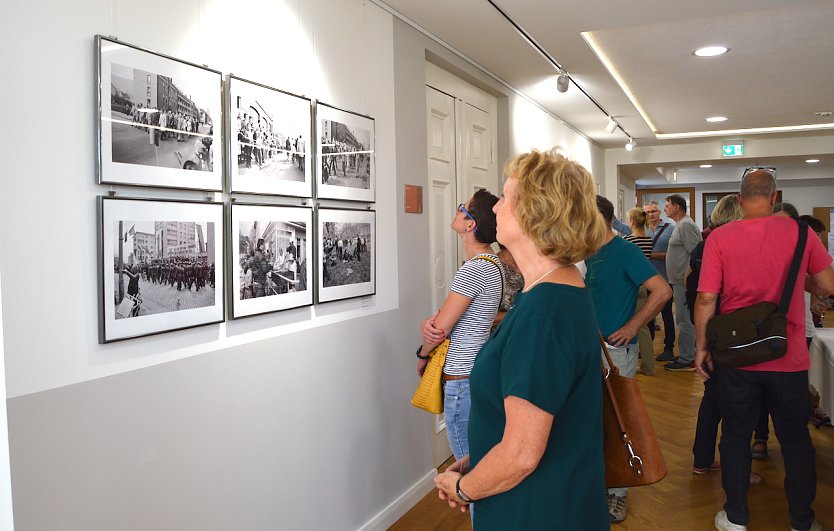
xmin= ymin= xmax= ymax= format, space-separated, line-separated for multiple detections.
xmin=695 ymin=170 xmax=834 ymax=531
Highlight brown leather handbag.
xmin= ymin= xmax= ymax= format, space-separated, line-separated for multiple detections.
xmin=601 ymin=338 xmax=667 ymax=488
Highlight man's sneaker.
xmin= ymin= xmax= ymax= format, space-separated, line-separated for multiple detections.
xmin=715 ymin=510 xmax=747 ymax=530
xmin=693 ymin=461 xmax=721 ymax=475
xmin=665 ymin=360 xmax=696 ymax=371
xmin=655 ymin=349 xmax=675 ymax=362
xmin=791 ymin=521 xmax=822 ymax=531
xmin=608 ymin=493 xmax=627 ymax=523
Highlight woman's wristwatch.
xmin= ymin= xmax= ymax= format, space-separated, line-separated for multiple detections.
xmin=416 ymin=345 xmax=430 ymax=359
xmin=455 ymin=476 xmax=473 ymax=503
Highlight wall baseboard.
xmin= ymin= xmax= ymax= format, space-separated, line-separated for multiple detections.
xmin=357 ymin=468 xmax=437 ymax=531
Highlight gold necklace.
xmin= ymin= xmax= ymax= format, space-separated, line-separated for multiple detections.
xmin=524 ymin=263 xmax=570 ymax=292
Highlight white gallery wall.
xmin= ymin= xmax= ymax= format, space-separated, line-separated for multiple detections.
xmin=0 ymin=0 xmax=603 ymax=530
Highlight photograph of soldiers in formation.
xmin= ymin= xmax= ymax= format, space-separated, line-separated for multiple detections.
xmin=109 ymin=63 xmax=216 ymax=173
xmin=237 ymin=220 xmax=308 ymax=299
xmin=320 ymin=119 xmax=372 ymax=190
xmin=321 ymin=222 xmax=372 ymax=287
xmin=113 ymin=220 xmax=216 ymax=319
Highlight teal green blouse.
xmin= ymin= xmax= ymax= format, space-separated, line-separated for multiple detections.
xmin=468 ymin=283 xmax=608 ymax=530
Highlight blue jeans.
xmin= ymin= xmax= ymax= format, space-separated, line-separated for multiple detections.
xmin=443 ymin=379 xmax=471 ymax=461
xmin=671 ymin=283 xmax=695 ymax=364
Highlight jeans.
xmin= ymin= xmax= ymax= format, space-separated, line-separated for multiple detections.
xmin=716 ymin=366 xmax=816 ymax=529
xmin=671 ymin=284 xmax=695 ymax=364
xmin=604 ymin=344 xmax=636 ymax=497
xmin=650 ymin=294 xmax=676 ymax=351
xmin=443 ymin=379 xmax=471 ymax=461
xmin=693 ymin=375 xmax=721 ymax=468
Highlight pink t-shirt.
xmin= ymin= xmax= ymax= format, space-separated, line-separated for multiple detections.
xmin=699 ymin=216 xmax=832 ymax=372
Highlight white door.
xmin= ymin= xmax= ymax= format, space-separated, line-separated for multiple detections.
xmin=426 ymin=86 xmax=456 ymax=467
xmin=459 ymin=102 xmax=495 ymax=201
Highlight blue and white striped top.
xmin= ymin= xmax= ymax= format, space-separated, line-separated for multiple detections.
xmin=443 ymin=253 xmax=504 ymax=376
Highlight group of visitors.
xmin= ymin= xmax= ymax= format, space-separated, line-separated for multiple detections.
xmin=413 ymin=149 xmax=834 ymax=531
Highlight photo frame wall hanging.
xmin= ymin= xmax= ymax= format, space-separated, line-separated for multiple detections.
xmin=227 ymin=76 xmax=313 ymax=197
xmin=316 ymin=208 xmax=376 ymax=303
xmin=229 ymin=203 xmax=313 ymax=318
xmin=315 ymin=103 xmax=375 ymax=202
xmin=99 ymin=196 xmax=224 ymax=343
xmin=96 ymin=35 xmax=223 ymax=191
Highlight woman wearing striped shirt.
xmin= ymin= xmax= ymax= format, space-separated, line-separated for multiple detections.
xmin=418 ymin=189 xmax=503 ymax=462
xmin=624 ymin=208 xmax=655 ymax=374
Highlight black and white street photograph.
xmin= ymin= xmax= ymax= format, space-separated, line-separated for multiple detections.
xmin=316 ymin=103 xmax=375 ymax=202
xmin=316 ymin=209 xmax=375 ymax=303
xmin=100 ymin=197 xmax=224 ymax=342
xmin=228 ymin=76 xmax=312 ymax=197
xmin=230 ymin=204 xmax=313 ymax=318
xmin=97 ymin=36 xmax=223 ymax=190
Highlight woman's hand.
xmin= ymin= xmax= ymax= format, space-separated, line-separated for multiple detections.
xmin=422 ymin=311 xmax=446 ymax=344
xmin=417 ymin=357 xmax=429 ymax=377
xmin=434 ymin=470 xmax=469 ymax=512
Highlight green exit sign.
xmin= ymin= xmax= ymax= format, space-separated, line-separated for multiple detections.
xmin=723 ymin=143 xmax=744 ymax=157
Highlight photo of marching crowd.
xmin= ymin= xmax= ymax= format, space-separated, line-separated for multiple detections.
xmin=321 ymin=222 xmax=372 ymax=287
xmin=113 ymin=220 xmax=216 ymax=319
xmin=238 ymin=220 xmax=308 ymax=300
xmin=110 ymin=63 xmax=215 ymax=172
xmin=320 ymin=119 xmax=372 ymax=190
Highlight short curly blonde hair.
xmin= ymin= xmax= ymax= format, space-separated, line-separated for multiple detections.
xmin=710 ymin=194 xmax=743 ymax=227
xmin=504 ymin=149 xmax=606 ymax=264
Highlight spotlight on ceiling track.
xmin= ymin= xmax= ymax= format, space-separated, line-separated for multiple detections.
xmin=625 ymin=138 xmax=636 ymax=151
xmin=556 ymin=70 xmax=569 ymax=93
xmin=605 ymin=116 xmax=618 ymax=134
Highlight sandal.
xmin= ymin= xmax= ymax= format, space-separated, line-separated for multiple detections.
xmin=751 ymin=440 xmax=768 ymax=460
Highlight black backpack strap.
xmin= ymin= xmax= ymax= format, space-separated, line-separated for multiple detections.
xmin=778 ymin=221 xmax=808 ymax=314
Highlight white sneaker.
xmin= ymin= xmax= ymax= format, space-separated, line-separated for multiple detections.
xmin=715 ymin=510 xmax=747 ymax=531
xmin=791 ymin=522 xmax=822 ymax=531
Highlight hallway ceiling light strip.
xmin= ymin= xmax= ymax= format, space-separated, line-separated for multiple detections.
xmin=483 ymin=0 xmax=633 ymax=141
xmin=656 ymin=122 xmax=834 ymax=139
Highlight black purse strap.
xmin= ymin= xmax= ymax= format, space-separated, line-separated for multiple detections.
xmin=651 ymin=223 xmax=669 ymax=246
xmin=778 ymin=221 xmax=808 ymax=314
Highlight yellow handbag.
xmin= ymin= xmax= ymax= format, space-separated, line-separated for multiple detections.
xmin=410 ymin=339 xmax=450 ymax=414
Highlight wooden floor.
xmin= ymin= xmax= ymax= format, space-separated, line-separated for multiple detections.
xmin=390 ymin=317 xmax=834 ymax=530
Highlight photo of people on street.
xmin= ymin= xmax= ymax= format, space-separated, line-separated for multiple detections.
xmin=112 ymin=220 xmax=216 ymax=320
xmin=321 ymin=222 xmax=372 ymax=287
xmin=110 ymin=63 xmax=215 ymax=172
xmin=238 ymin=220 xmax=308 ymax=299
xmin=320 ymin=119 xmax=372 ymax=189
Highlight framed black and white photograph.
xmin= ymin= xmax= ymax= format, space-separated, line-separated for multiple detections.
xmin=227 ymin=76 xmax=312 ymax=197
xmin=100 ymin=196 xmax=224 ymax=342
xmin=316 ymin=103 xmax=375 ymax=202
xmin=230 ymin=203 xmax=313 ymax=318
xmin=316 ymin=208 xmax=375 ymax=303
xmin=96 ymin=35 xmax=223 ymax=191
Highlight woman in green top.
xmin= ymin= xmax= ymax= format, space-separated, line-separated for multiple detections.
xmin=434 ymin=149 xmax=609 ymax=530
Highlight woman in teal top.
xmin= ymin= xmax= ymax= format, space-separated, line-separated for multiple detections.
xmin=434 ymin=149 xmax=609 ymax=530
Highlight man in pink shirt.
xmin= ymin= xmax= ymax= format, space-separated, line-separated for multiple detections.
xmin=694 ymin=170 xmax=834 ymax=531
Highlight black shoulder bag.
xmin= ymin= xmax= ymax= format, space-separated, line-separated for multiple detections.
xmin=706 ymin=221 xmax=807 ymax=368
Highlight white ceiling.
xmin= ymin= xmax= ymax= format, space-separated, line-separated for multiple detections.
xmin=378 ymin=0 xmax=834 ymax=180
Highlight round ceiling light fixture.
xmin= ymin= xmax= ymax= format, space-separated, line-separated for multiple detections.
xmin=706 ymin=116 xmax=728 ymax=122
xmin=694 ymin=46 xmax=729 ymax=57
xmin=625 ymin=138 xmax=636 ymax=152
xmin=806 ymin=159 xmax=820 ymax=164
xmin=700 ymin=164 xmax=713 ymax=168
xmin=556 ymin=70 xmax=569 ymax=93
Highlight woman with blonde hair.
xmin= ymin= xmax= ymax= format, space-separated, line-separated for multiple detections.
xmin=434 ymin=149 xmax=609 ymax=530
xmin=622 ymin=208 xmax=655 ymax=375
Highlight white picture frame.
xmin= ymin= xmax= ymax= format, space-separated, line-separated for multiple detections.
xmin=99 ymin=196 xmax=224 ymax=342
xmin=315 ymin=102 xmax=375 ymax=202
xmin=227 ymin=76 xmax=312 ymax=197
xmin=96 ymin=35 xmax=223 ymax=191
xmin=316 ymin=208 xmax=376 ymax=303
xmin=229 ymin=203 xmax=313 ymax=318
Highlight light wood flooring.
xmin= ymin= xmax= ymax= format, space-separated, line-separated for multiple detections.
xmin=390 ymin=316 xmax=834 ymax=530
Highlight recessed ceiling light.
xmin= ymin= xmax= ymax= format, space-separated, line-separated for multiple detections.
xmin=806 ymin=159 xmax=820 ymax=163
xmin=694 ymin=46 xmax=729 ymax=57
xmin=700 ymin=164 xmax=713 ymax=168
xmin=706 ymin=116 xmax=728 ymax=122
